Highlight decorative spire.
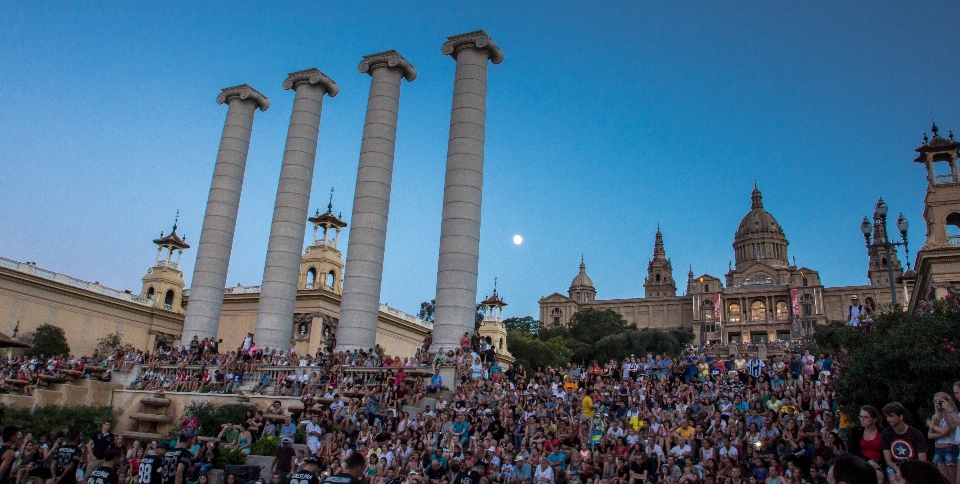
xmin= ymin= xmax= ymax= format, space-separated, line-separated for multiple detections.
xmin=932 ymin=121 xmax=939 ymax=136
xmin=751 ymin=184 xmax=764 ymax=210
xmin=688 ymin=264 xmax=694 ymax=279
xmin=653 ymin=228 xmax=666 ymax=260
xmin=951 ymin=130 xmax=955 ymax=141
xmin=172 ymin=209 xmax=180 ymax=234
xmin=327 ymin=187 xmax=334 ymax=213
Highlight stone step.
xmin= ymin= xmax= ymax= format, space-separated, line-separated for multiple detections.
xmin=117 ymin=430 xmax=164 ymax=441
xmin=129 ymin=412 xmax=173 ymax=423
xmin=420 ymin=397 xmax=439 ymax=409
xmin=402 ymin=405 xmax=421 ymax=416
xmin=141 ymin=397 xmax=171 ymax=406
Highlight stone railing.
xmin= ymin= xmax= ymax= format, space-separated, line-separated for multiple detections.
xmin=0 ymin=256 xmax=156 ymax=308
xmin=379 ymin=304 xmax=432 ymax=329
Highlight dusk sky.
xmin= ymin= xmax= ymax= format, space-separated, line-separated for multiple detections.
xmin=2 ymin=2 xmax=959 ymax=322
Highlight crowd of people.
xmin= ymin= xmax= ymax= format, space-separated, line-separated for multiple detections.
xmin=0 ymin=329 xmax=954 ymax=484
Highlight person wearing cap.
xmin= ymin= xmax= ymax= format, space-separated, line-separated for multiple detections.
xmin=272 ymin=438 xmax=297 ymax=484
xmin=161 ymin=430 xmax=195 ymax=484
xmin=848 ymin=295 xmax=865 ymax=326
xmin=86 ymin=447 xmax=123 ymax=484
xmin=514 ymin=455 xmax=533 ymax=484
xmin=138 ymin=441 xmax=167 ymax=484
xmin=290 ymin=456 xmax=322 ymax=484
xmin=322 ymin=452 xmax=364 ymax=484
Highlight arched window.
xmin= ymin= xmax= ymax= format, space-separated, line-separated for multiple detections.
xmin=802 ymin=278 xmax=808 ymax=287
xmin=656 ymin=274 xmax=661 ymax=282
xmin=881 ymin=257 xmax=888 ymax=267
xmin=146 ymin=287 xmax=155 ymax=300
xmin=551 ymin=307 xmax=562 ymax=324
xmin=327 ymin=271 xmax=336 ymax=289
xmin=775 ymin=301 xmax=789 ymax=320
xmin=499 ymin=338 xmax=504 ymax=350
xmin=306 ymin=268 xmax=317 ymax=289
xmin=164 ymin=290 xmax=175 ymax=306
xmin=947 ymin=213 xmax=960 ymax=243
xmin=728 ymin=303 xmax=741 ymax=323
xmin=703 ymin=284 xmax=709 ymax=293
xmin=751 ymin=300 xmax=766 ymax=321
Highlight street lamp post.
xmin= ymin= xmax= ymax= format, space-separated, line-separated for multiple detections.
xmin=860 ymin=198 xmax=911 ymax=308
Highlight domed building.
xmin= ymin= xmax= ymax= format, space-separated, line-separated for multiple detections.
xmin=540 ymin=185 xmax=908 ymax=344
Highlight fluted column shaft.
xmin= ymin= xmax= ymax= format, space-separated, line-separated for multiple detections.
xmin=432 ymin=32 xmax=503 ymax=353
xmin=338 ymin=51 xmax=417 ymax=352
xmin=255 ymin=69 xmax=337 ymax=351
xmin=183 ymin=85 xmax=269 ymax=342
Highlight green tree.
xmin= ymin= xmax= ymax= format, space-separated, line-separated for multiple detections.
xmin=27 ymin=324 xmax=70 ymax=357
xmin=503 ymin=316 xmax=542 ymax=334
xmin=822 ymin=301 xmax=960 ymax=427
xmin=506 ymin=330 xmax=571 ymax=370
xmin=97 ymin=332 xmax=134 ymax=354
xmin=417 ymin=300 xmax=435 ymax=322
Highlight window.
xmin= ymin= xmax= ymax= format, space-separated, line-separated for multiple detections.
xmin=146 ymin=287 xmax=155 ymax=300
xmin=553 ymin=317 xmax=560 ymax=324
xmin=702 ymin=301 xmax=714 ymax=322
xmin=728 ymin=303 xmax=741 ymax=323
xmin=729 ymin=333 xmax=742 ymax=344
xmin=775 ymin=301 xmax=789 ymax=320
xmin=802 ymin=278 xmax=808 ymax=287
xmin=656 ymin=274 xmax=661 ymax=282
xmin=164 ymin=290 xmax=175 ymax=306
xmin=306 ymin=268 xmax=317 ymax=289
xmin=751 ymin=332 xmax=769 ymax=343
xmin=704 ymin=284 xmax=709 ymax=293
xmin=881 ymin=257 xmax=888 ymax=267
xmin=751 ymin=300 xmax=766 ymax=321
xmin=327 ymin=271 xmax=336 ymax=288
xmin=777 ymin=331 xmax=792 ymax=341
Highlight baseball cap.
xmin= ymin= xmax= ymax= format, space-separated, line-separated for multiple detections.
xmin=281 ymin=438 xmax=292 ymax=444
xmin=156 ymin=441 xmax=172 ymax=449
xmin=179 ymin=429 xmax=196 ymax=441
xmin=305 ymin=457 xmax=321 ymax=466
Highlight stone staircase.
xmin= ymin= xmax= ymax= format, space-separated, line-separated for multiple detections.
xmin=121 ymin=393 xmax=173 ymax=441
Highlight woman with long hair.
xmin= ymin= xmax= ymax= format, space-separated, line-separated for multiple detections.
xmin=846 ymin=405 xmax=885 ymax=475
xmin=928 ymin=391 xmax=958 ymax=484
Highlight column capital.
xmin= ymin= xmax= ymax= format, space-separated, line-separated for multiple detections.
xmin=283 ymin=68 xmax=339 ymax=97
xmin=358 ymin=50 xmax=417 ymax=82
xmin=216 ymin=84 xmax=270 ymax=111
xmin=441 ymin=30 xmax=504 ymax=64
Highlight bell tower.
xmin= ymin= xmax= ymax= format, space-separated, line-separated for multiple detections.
xmin=866 ymin=198 xmax=904 ymax=287
xmin=299 ymin=192 xmax=348 ymax=294
xmin=643 ymin=227 xmax=677 ymax=297
xmin=142 ymin=214 xmax=189 ymax=313
xmin=478 ymin=282 xmax=511 ymax=359
xmin=911 ymin=123 xmax=960 ymax=305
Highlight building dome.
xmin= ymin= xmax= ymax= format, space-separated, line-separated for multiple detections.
xmin=570 ymin=260 xmax=594 ymax=288
xmin=732 ymin=186 xmax=789 ymax=270
xmin=735 ymin=187 xmax=785 ymax=241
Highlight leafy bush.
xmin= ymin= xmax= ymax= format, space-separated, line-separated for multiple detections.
xmin=295 ymin=425 xmax=306 ymax=444
xmin=97 ymin=332 xmax=134 ymax=354
xmin=817 ymin=300 xmax=960 ymax=427
xmin=183 ymin=401 xmax=255 ymax=437
xmin=214 ymin=446 xmax=248 ymax=468
xmin=26 ymin=324 xmax=70 ymax=358
xmin=0 ymin=405 xmax=114 ymax=438
xmin=251 ymin=435 xmax=279 ymax=456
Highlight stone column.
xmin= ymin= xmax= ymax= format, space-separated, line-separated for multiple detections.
xmin=337 ymin=51 xmax=417 ymax=352
xmin=254 ymin=69 xmax=338 ymax=351
xmin=432 ymin=31 xmax=504 ymax=353
xmin=182 ymin=85 xmax=269 ymax=342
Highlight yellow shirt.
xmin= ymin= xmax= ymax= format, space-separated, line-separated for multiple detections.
xmin=629 ymin=415 xmax=644 ymax=431
xmin=676 ymin=425 xmax=695 ymax=439
xmin=582 ymin=395 xmax=595 ymax=418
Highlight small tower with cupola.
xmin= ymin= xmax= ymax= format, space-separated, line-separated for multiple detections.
xmin=478 ymin=283 xmax=512 ymax=359
xmin=299 ymin=194 xmax=348 ymax=294
xmin=142 ymin=215 xmax=190 ymax=313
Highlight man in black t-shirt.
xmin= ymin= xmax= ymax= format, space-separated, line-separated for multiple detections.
xmin=453 ymin=461 xmax=487 ymax=484
xmin=322 ymin=452 xmax=364 ymax=484
xmin=289 ymin=456 xmax=321 ymax=484
xmin=85 ymin=448 xmax=122 ymax=484
xmin=880 ymin=402 xmax=927 ymax=468
xmin=138 ymin=442 xmax=168 ymax=484
xmin=0 ymin=426 xmax=22 ymax=484
xmin=162 ymin=431 xmax=195 ymax=484
xmin=52 ymin=432 xmax=85 ymax=484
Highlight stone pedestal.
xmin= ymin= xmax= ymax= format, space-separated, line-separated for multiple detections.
xmin=338 ymin=51 xmax=416 ymax=352
xmin=183 ymin=85 xmax=269 ymax=342
xmin=432 ymin=31 xmax=504 ymax=352
xmin=255 ymin=69 xmax=338 ymax=351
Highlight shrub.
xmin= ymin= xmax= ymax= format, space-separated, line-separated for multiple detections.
xmin=214 ymin=446 xmax=248 ymax=468
xmin=0 ymin=405 xmax=114 ymax=437
xmin=184 ymin=401 xmax=255 ymax=438
xmin=251 ymin=435 xmax=279 ymax=456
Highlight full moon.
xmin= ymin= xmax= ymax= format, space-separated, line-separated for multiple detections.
xmin=513 ymin=234 xmax=523 ymax=245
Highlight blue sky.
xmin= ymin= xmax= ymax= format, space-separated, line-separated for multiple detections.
xmin=2 ymin=2 xmax=959 ymax=321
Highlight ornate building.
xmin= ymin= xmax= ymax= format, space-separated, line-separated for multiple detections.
xmin=540 ymin=183 xmax=913 ymax=344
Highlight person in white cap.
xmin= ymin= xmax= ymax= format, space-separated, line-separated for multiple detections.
xmin=848 ymin=295 xmax=864 ymax=326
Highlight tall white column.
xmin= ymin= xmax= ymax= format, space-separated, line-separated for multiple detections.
xmin=337 ymin=51 xmax=417 ymax=352
xmin=432 ymin=31 xmax=504 ymax=353
xmin=255 ymin=69 xmax=338 ymax=351
xmin=183 ymin=85 xmax=269 ymax=342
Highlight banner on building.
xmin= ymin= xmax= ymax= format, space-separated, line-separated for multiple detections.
xmin=791 ymin=289 xmax=800 ymax=317
xmin=714 ymin=293 xmax=722 ymax=322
